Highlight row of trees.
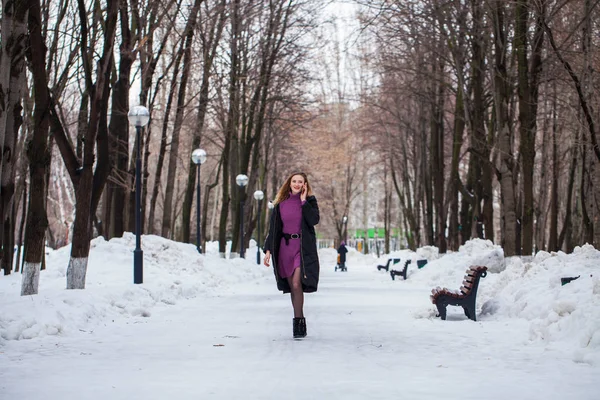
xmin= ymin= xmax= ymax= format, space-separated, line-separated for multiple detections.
xmin=0 ymin=0 xmax=327 ymax=294
xmin=1 ymin=0 xmax=599 ymax=296
xmin=353 ymin=0 xmax=600 ymax=256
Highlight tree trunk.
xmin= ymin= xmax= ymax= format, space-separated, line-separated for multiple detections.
xmin=147 ymin=64 xmax=180 ymax=235
xmin=106 ymin=1 xmax=135 ymax=239
xmin=548 ymin=82 xmax=559 ymax=251
xmin=421 ymin=97 xmax=433 ymax=246
xmin=471 ymin=0 xmax=493 ymax=243
xmin=560 ymin=123 xmax=578 ymax=252
xmin=492 ymin=0 xmax=517 ymax=256
xmin=515 ymin=0 xmax=545 ymax=256
xmin=447 ymin=81 xmax=465 ymax=251
xmin=536 ymin=93 xmax=550 ymax=252
xmin=1 ymin=0 xmax=28 ymax=275
xmin=22 ymin=0 xmax=50 ymax=295
xmin=15 ymin=176 xmax=27 ymax=273
xmin=161 ymin=0 xmax=203 ymax=239
xmin=182 ymin=1 xmax=226 ymax=243
xmin=431 ymin=58 xmax=446 ymax=253
xmin=219 ymin=0 xmax=241 ymax=257
xmin=66 ymin=0 xmax=118 ymax=289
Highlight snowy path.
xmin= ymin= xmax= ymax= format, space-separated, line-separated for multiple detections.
xmin=2 ymin=261 xmax=598 ymax=399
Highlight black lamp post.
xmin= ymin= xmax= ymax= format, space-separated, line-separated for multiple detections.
xmin=128 ymin=105 xmax=150 ymax=284
xmin=342 ymin=215 xmax=348 ymax=243
xmin=191 ymin=149 xmax=207 ymax=253
xmin=236 ymin=174 xmax=249 ymax=258
xmin=254 ymin=190 xmax=264 ymax=264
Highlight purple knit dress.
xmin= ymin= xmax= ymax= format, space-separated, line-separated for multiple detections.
xmin=278 ymin=192 xmax=304 ymax=278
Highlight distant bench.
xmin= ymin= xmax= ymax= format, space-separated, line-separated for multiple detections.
xmin=377 ymin=258 xmax=401 ymax=272
xmin=390 ymin=260 xmax=411 ymax=280
xmin=417 ymin=259 xmax=428 ymax=269
xmin=430 ymin=266 xmax=487 ymax=321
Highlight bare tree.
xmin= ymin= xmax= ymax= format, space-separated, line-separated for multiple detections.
xmin=0 ymin=0 xmax=28 ymax=275
xmin=491 ymin=0 xmax=518 ymax=256
xmin=181 ymin=0 xmax=226 ymax=244
xmin=160 ymin=0 xmax=204 ymax=239
xmin=21 ymin=0 xmax=51 ymax=295
xmin=47 ymin=0 xmax=119 ymax=289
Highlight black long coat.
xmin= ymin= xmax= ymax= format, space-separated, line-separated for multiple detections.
xmin=337 ymin=244 xmax=348 ymax=264
xmin=264 ymin=195 xmax=320 ymax=293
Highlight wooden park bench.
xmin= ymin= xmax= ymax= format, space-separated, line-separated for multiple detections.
xmin=430 ymin=266 xmax=487 ymax=321
xmin=417 ymin=259 xmax=428 ymax=269
xmin=377 ymin=258 xmax=401 ymax=272
xmin=390 ymin=260 xmax=411 ymax=280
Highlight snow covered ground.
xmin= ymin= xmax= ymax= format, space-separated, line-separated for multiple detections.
xmin=1 ymin=235 xmax=599 ymax=399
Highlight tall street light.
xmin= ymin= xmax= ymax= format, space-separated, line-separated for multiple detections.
xmin=128 ymin=105 xmax=150 ymax=284
xmin=342 ymin=215 xmax=348 ymax=243
xmin=191 ymin=149 xmax=207 ymax=253
xmin=254 ymin=190 xmax=264 ymax=264
xmin=236 ymin=174 xmax=249 ymax=258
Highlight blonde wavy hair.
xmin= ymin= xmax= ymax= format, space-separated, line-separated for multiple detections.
xmin=273 ymin=172 xmax=313 ymax=205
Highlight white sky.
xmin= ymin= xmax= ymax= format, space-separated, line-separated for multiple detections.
xmin=1 ymin=235 xmax=599 ymax=399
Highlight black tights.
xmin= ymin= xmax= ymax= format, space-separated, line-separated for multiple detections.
xmin=286 ymin=267 xmax=304 ymax=318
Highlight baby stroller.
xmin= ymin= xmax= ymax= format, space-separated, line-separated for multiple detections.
xmin=335 ymin=254 xmax=347 ymax=272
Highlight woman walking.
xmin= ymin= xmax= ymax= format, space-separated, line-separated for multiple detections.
xmin=263 ymin=172 xmax=320 ymax=338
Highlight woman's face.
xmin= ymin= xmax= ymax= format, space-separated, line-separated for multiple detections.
xmin=290 ymin=174 xmax=306 ymax=195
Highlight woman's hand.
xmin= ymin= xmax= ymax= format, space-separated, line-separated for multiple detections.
xmin=263 ymin=250 xmax=271 ymax=267
xmin=300 ymin=183 xmax=307 ymax=202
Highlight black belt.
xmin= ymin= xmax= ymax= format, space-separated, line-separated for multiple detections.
xmin=282 ymin=232 xmax=301 ymax=245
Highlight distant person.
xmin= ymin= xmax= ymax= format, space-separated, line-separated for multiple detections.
xmin=264 ymin=172 xmax=320 ymax=339
xmin=337 ymin=241 xmax=348 ymax=271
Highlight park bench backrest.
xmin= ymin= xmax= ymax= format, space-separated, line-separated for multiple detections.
xmin=460 ymin=266 xmax=487 ymax=297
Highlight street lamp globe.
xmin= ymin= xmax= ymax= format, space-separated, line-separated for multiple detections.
xmin=236 ymin=174 xmax=249 ymax=187
xmin=127 ymin=105 xmax=150 ymax=127
xmin=254 ymin=190 xmax=264 ymax=200
xmin=191 ymin=148 xmax=207 ymax=165
xmin=268 ymin=201 xmax=274 ymax=210
xmin=342 ymin=215 xmax=348 ymax=224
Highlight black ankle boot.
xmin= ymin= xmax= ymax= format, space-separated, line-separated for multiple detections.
xmin=293 ymin=318 xmax=302 ymax=338
xmin=298 ymin=317 xmax=307 ymax=338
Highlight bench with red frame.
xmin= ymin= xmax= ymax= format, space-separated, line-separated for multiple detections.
xmin=430 ymin=266 xmax=487 ymax=321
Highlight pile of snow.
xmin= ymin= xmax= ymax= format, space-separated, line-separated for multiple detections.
xmin=0 ymin=233 xmax=270 ymax=343
xmin=1 ymin=235 xmax=599 ymax=365
xmin=481 ymin=245 xmax=600 ymax=363
xmin=364 ymin=239 xmax=599 ymax=364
